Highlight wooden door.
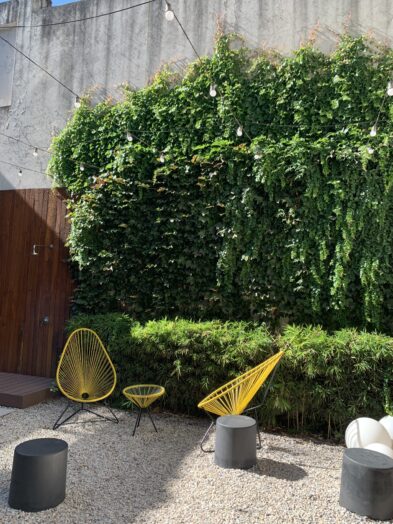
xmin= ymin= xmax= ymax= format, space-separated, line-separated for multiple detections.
xmin=0 ymin=188 xmax=74 ymax=377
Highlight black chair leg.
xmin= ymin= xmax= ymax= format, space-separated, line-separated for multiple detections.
xmin=200 ymin=420 xmax=215 ymax=453
xmin=53 ymin=402 xmax=82 ymax=430
xmin=132 ymin=408 xmax=142 ymax=436
xmin=53 ymin=401 xmax=118 ymax=429
xmin=147 ymin=408 xmax=158 ymax=432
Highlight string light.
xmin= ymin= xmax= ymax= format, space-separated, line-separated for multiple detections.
xmin=13 ymin=0 xmax=156 ymax=29
xmin=236 ymin=125 xmax=243 ymax=137
xmin=254 ymin=146 xmax=262 ymax=160
xmin=370 ymin=124 xmax=377 ymax=137
xmin=387 ymin=81 xmax=393 ymax=97
xmin=74 ymin=96 xmax=81 ymax=108
xmin=126 ymin=131 xmax=134 ymax=142
xmin=80 ymin=163 xmax=85 ymax=171
xmin=209 ymin=84 xmax=217 ymax=97
xmin=165 ymin=2 xmax=175 ymax=21
xmin=18 ymin=169 xmax=22 ymax=177
xmin=367 ymin=146 xmax=375 ymax=154
xmin=33 ymin=147 xmax=38 ymax=157
xmin=159 ymin=153 xmax=165 ymax=163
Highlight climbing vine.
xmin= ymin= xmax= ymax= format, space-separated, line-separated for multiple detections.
xmin=48 ymin=34 xmax=393 ymax=332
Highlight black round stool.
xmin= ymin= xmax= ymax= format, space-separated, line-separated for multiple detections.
xmin=340 ymin=448 xmax=393 ymax=521
xmin=9 ymin=438 xmax=68 ymax=512
xmin=215 ymin=415 xmax=257 ymax=469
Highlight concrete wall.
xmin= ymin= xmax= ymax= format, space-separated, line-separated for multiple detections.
xmin=1 ymin=0 xmax=393 ymax=190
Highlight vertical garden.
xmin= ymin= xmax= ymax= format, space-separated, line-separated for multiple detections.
xmin=49 ymin=34 xmax=393 ymax=334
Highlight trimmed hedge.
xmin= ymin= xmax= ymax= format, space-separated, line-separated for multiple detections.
xmin=67 ymin=314 xmax=393 ymax=439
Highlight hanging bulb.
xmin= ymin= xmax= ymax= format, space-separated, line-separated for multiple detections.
xmin=33 ymin=147 xmax=38 ymax=157
xmin=18 ymin=169 xmax=22 ymax=177
xmin=74 ymin=96 xmax=81 ymax=108
xmin=126 ymin=131 xmax=133 ymax=142
xmin=209 ymin=84 xmax=217 ymax=97
xmin=159 ymin=153 xmax=165 ymax=163
xmin=254 ymin=148 xmax=262 ymax=160
xmin=370 ymin=124 xmax=377 ymax=137
xmin=367 ymin=146 xmax=375 ymax=155
xmin=165 ymin=2 xmax=174 ymax=21
xmin=80 ymin=163 xmax=85 ymax=172
xmin=236 ymin=125 xmax=243 ymax=137
xmin=387 ymin=81 xmax=393 ymax=97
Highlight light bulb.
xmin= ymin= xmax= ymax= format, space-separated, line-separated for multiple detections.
xmin=159 ymin=153 xmax=165 ymax=163
xmin=74 ymin=96 xmax=81 ymax=108
xmin=370 ymin=124 xmax=377 ymax=137
xmin=236 ymin=125 xmax=243 ymax=137
xmin=209 ymin=84 xmax=217 ymax=97
xmin=80 ymin=163 xmax=85 ymax=171
xmin=165 ymin=2 xmax=174 ymax=21
xmin=18 ymin=169 xmax=22 ymax=177
xmin=126 ymin=131 xmax=133 ymax=142
xmin=254 ymin=150 xmax=262 ymax=160
xmin=387 ymin=81 xmax=393 ymax=97
xmin=33 ymin=147 xmax=38 ymax=157
xmin=367 ymin=146 xmax=374 ymax=155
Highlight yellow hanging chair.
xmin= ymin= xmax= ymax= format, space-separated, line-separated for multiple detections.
xmin=53 ymin=328 xmax=118 ymax=429
xmin=198 ymin=351 xmax=284 ymax=451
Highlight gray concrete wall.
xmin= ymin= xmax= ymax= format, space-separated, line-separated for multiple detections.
xmin=1 ymin=0 xmax=393 ymax=190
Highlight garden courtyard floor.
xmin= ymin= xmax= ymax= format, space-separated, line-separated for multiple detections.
xmin=0 ymin=399 xmax=377 ymax=523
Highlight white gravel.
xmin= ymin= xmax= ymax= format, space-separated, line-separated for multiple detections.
xmin=0 ymin=399 xmax=378 ymax=523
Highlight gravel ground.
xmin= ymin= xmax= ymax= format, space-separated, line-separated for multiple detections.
xmin=0 ymin=399 xmax=377 ymax=523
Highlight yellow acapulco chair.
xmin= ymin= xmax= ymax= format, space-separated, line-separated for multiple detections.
xmin=197 ymin=351 xmax=284 ymax=452
xmin=53 ymin=328 xmax=119 ymax=429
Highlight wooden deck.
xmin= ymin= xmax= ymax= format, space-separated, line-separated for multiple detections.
xmin=0 ymin=372 xmax=53 ymax=408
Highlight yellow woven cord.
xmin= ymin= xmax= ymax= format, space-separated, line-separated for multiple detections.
xmin=197 ymin=351 xmax=284 ymax=416
xmin=56 ymin=328 xmax=117 ymax=403
xmin=123 ymin=385 xmax=165 ymax=409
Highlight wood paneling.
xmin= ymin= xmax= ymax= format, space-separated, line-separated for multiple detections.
xmin=0 ymin=188 xmax=74 ymax=377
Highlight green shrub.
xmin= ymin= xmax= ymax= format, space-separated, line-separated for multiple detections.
xmin=67 ymin=314 xmax=274 ymax=415
xmin=278 ymin=325 xmax=393 ymax=437
xmin=67 ymin=314 xmax=393 ymax=439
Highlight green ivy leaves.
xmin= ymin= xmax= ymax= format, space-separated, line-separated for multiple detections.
xmin=48 ymin=35 xmax=393 ymax=333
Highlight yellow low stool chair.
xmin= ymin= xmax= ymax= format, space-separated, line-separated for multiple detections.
xmin=198 ymin=351 xmax=284 ymax=452
xmin=123 ymin=384 xmax=165 ymax=436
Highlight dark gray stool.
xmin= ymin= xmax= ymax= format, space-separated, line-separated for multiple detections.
xmin=215 ymin=415 xmax=257 ymax=469
xmin=340 ymin=448 xmax=393 ymax=521
xmin=9 ymin=438 xmax=68 ymax=512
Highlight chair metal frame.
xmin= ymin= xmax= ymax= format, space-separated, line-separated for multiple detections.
xmin=53 ymin=400 xmax=119 ymax=430
xmin=198 ymin=352 xmax=283 ymax=452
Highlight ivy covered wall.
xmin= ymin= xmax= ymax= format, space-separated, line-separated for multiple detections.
xmin=49 ymin=35 xmax=393 ymax=333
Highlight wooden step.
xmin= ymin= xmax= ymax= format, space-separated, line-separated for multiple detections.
xmin=0 ymin=372 xmax=53 ymax=408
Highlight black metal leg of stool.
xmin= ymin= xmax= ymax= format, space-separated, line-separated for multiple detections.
xmin=147 ymin=408 xmax=158 ymax=433
xmin=132 ymin=408 xmax=142 ymax=436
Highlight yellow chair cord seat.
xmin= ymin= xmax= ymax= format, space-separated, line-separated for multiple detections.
xmin=123 ymin=384 xmax=165 ymax=409
xmin=198 ymin=351 xmax=284 ymax=417
xmin=197 ymin=351 xmax=284 ymax=452
xmin=53 ymin=328 xmax=118 ymax=430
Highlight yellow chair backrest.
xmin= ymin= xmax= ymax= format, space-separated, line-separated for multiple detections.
xmin=56 ymin=328 xmax=117 ymax=403
xmin=198 ymin=351 xmax=284 ymax=417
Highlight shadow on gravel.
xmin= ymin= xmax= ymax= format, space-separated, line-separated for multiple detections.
xmin=255 ymin=458 xmax=307 ymax=481
xmin=0 ymin=400 xmax=204 ymax=523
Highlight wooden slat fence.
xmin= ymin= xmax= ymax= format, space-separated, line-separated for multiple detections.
xmin=0 ymin=188 xmax=74 ymax=377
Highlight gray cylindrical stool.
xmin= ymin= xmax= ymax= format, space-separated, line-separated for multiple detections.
xmin=340 ymin=448 xmax=393 ymax=521
xmin=215 ymin=415 xmax=257 ymax=469
xmin=9 ymin=438 xmax=68 ymax=512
